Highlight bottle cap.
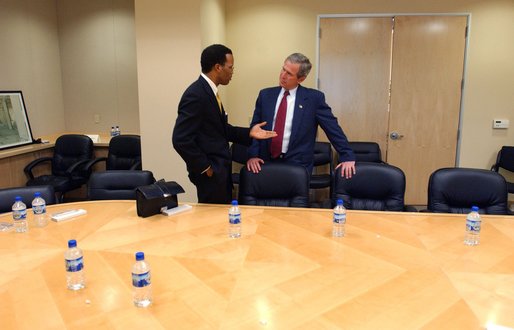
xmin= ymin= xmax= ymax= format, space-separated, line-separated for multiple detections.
xmin=34 ymin=192 xmax=41 ymax=197
xmin=68 ymin=239 xmax=77 ymax=248
xmin=231 ymin=200 xmax=238 ymax=206
xmin=14 ymin=196 xmax=22 ymax=202
xmin=135 ymin=252 xmax=145 ymax=261
xmin=471 ymin=206 xmax=479 ymax=212
xmin=337 ymin=199 xmax=343 ymax=205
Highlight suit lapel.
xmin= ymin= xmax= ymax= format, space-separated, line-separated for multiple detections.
xmin=289 ymin=85 xmax=307 ymax=149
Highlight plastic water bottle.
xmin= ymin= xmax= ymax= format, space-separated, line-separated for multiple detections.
xmin=110 ymin=126 xmax=115 ymax=137
xmin=132 ymin=252 xmax=152 ymax=307
xmin=32 ymin=192 xmax=48 ymax=227
xmin=12 ymin=196 xmax=28 ymax=233
xmin=332 ymin=199 xmax=346 ymax=237
xmin=464 ymin=206 xmax=481 ymax=246
xmin=65 ymin=239 xmax=85 ymax=290
xmin=115 ymin=126 xmax=120 ymax=136
xmin=228 ymin=200 xmax=241 ymax=238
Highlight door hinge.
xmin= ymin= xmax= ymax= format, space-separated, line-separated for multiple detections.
xmin=319 ymin=27 xmax=322 ymax=39
xmin=465 ymin=25 xmax=468 ymax=38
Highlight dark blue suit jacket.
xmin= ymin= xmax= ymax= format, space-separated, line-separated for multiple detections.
xmin=173 ymin=76 xmax=250 ymax=188
xmin=248 ymin=85 xmax=355 ymax=173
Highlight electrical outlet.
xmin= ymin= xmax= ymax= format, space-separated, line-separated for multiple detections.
xmin=94 ymin=114 xmax=100 ymax=123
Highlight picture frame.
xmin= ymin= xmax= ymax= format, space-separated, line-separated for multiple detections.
xmin=0 ymin=91 xmax=34 ymax=150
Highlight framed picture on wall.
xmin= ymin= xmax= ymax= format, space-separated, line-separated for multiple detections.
xmin=0 ymin=91 xmax=34 ymax=150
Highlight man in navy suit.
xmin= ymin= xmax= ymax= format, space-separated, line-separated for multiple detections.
xmin=173 ymin=44 xmax=275 ymax=204
xmin=247 ymin=53 xmax=356 ymax=178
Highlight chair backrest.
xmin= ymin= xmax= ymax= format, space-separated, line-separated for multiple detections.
xmin=428 ymin=167 xmax=509 ymax=214
xmin=106 ymin=135 xmax=142 ymax=170
xmin=348 ymin=141 xmax=382 ymax=163
xmin=493 ymin=146 xmax=514 ymax=173
xmin=312 ymin=141 xmax=333 ymax=168
xmin=52 ymin=134 xmax=94 ymax=177
xmin=0 ymin=185 xmax=56 ymax=213
xmin=88 ymin=170 xmax=155 ymax=200
xmin=333 ymin=162 xmax=406 ymax=211
xmin=238 ymin=163 xmax=309 ymax=207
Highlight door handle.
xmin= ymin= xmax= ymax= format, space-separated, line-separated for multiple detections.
xmin=389 ymin=132 xmax=404 ymax=140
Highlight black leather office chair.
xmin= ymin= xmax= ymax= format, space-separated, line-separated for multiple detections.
xmin=310 ymin=141 xmax=333 ymax=194
xmin=88 ymin=170 xmax=155 ymax=200
xmin=230 ymin=143 xmax=248 ymax=186
xmin=238 ymin=163 xmax=310 ymax=207
xmin=491 ymin=146 xmax=514 ymax=194
xmin=427 ymin=167 xmax=509 ymax=215
xmin=24 ymin=134 xmax=94 ymax=202
xmin=348 ymin=141 xmax=383 ymax=163
xmin=333 ymin=162 xmax=411 ymax=211
xmin=0 ymin=185 xmax=56 ymax=214
xmin=85 ymin=134 xmax=142 ymax=171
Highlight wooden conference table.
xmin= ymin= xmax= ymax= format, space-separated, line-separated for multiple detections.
xmin=1 ymin=201 xmax=513 ymax=329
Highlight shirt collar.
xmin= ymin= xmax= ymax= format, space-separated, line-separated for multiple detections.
xmin=201 ymin=73 xmax=218 ymax=96
xmin=281 ymin=85 xmax=299 ymax=97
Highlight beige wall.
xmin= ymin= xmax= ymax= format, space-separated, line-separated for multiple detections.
xmin=225 ymin=0 xmax=514 ymax=172
xmin=1 ymin=0 xmax=512 ymax=203
xmin=134 ymin=0 xmax=202 ymax=201
xmin=57 ymin=0 xmax=140 ymax=134
xmin=0 ymin=0 xmax=65 ymax=137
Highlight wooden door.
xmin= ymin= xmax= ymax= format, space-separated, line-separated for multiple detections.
xmin=388 ymin=16 xmax=467 ymax=204
xmin=318 ymin=15 xmax=467 ymax=205
xmin=318 ymin=17 xmax=392 ymax=154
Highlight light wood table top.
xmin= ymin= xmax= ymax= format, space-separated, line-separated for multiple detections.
xmin=1 ymin=201 xmax=513 ymax=329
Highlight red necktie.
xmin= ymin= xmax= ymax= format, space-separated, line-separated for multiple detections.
xmin=270 ymin=90 xmax=289 ymax=158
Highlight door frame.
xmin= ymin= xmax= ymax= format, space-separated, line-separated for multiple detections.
xmin=316 ymin=13 xmax=471 ymax=166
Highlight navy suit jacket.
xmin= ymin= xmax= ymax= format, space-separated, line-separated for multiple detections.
xmin=248 ymin=85 xmax=355 ymax=173
xmin=173 ymin=76 xmax=250 ymax=177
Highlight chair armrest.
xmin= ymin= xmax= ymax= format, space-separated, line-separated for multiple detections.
xmin=83 ymin=157 xmax=107 ymax=172
xmin=65 ymin=159 xmax=94 ymax=178
xmin=24 ymin=157 xmax=53 ymax=180
xmin=129 ymin=161 xmax=142 ymax=170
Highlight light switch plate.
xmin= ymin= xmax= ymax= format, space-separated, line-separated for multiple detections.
xmin=493 ymin=119 xmax=509 ymax=129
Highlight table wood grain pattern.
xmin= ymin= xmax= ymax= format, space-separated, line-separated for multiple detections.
xmin=1 ymin=201 xmax=513 ymax=329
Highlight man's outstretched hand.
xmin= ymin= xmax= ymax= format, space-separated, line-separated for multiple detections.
xmin=250 ymin=122 xmax=277 ymax=140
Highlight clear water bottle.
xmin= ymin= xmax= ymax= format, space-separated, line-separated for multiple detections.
xmin=114 ymin=126 xmax=120 ymax=136
xmin=65 ymin=239 xmax=86 ymax=290
xmin=110 ymin=126 xmax=115 ymax=137
xmin=12 ymin=196 xmax=28 ymax=233
xmin=332 ymin=199 xmax=346 ymax=237
xmin=228 ymin=200 xmax=241 ymax=238
xmin=132 ymin=252 xmax=152 ymax=307
xmin=32 ymin=192 xmax=48 ymax=227
xmin=464 ymin=206 xmax=481 ymax=246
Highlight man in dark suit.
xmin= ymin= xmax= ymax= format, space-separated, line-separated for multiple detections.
xmin=247 ymin=53 xmax=356 ymax=178
xmin=173 ymin=44 xmax=275 ymax=204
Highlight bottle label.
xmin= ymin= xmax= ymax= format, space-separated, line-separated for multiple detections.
xmin=13 ymin=210 xmax=27 ymax=220
xmin=132 ymin=271 xmax=151 ymax=288
xmin=466 ymin=219 xmax=481 ymax=233
xmin=33 ymin=204 xmax=46 ymax=215
xmin=65 ymin=256 xmax=84 ymax=272
xmin=334 ymin=213 xmax=346 ymax=224
xmin=229 ymin=213 xmax=241 ymax=225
